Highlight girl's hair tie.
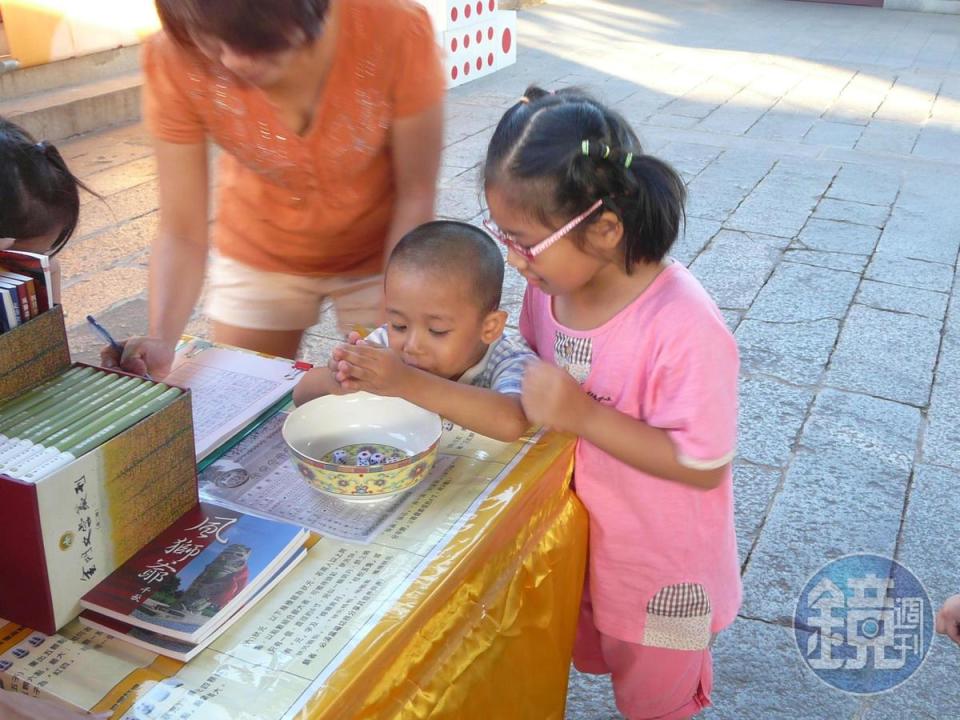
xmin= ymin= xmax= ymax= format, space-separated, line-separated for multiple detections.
xmin=580 ymin=139 xmax=613 ymax=160
xmin=517 ymin=96 xmax=530 ymax=105
xmin=624 ymin=152 xmax=634 ymax=169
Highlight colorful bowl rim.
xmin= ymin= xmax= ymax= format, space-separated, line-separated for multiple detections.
xmin=286 ymin=434 xmax=441 ymax=475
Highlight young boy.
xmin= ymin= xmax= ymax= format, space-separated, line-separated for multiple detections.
xmin=294 ymin=221 xmax=534 ymax=442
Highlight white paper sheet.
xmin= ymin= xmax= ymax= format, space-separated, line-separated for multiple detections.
xmin=165 ymin=341 xmax=305 ymax=461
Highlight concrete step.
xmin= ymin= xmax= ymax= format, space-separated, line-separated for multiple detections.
xmin=0 ymin=45 xmax=142 ymax=142
xmin=0 ymin=70 xmax=142 ymax=142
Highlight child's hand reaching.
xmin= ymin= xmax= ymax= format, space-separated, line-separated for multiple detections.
xmin=521 ymin=360 xmax=590 ymax=433
xmin=936 ymin=594 xmax=960 ymax=645
xmin=333 ymin=343 xmax=411 ymax=396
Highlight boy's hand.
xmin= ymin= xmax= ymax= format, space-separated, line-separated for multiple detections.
xmin=334 ymin=344 xmax=411 ymax=396
xmin=936 ymin=594 xmax=960 ymax=645
xmin=521 ymin=360 xmax=591 ymax=433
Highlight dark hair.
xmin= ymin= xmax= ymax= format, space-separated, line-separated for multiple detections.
xmin=156 ymin=0 xmax=330 ymax=54
xmin=0 ymin=118 xmax=95 ymax=256
xmin=483 ymin=86 xmax=686 ymax=269
xmin=389 ymin=221 xmax=505 ymax=314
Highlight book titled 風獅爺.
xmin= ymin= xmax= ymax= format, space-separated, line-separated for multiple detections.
xmin=79 ymin=502 xmax=307 ymax=644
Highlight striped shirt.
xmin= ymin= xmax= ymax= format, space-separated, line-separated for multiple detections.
xmin=364 ymin=326 xmax=535 ymax=395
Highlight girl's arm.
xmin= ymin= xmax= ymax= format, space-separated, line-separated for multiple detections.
xmin=522 ymin=361 xmax=728 ymax=490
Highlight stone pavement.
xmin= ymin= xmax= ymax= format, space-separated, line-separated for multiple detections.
xmin=53 ymin=0 xmax=960 ymax=717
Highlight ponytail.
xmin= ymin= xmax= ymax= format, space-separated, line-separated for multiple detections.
xmin=483 ymin=86 xmax=685 ymax=269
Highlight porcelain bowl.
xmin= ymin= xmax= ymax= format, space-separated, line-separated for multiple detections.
xmin=282 ymin=392 xmax=442 ymax=501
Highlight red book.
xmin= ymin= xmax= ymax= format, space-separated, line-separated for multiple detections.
xmin=79 ymin=503 xmax=306 ymax=643
xmin=0 ymin=250 xmax=52 ymax=313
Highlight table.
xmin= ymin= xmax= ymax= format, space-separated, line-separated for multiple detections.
xmin=0 ymin=430 xmax=588 ymax=720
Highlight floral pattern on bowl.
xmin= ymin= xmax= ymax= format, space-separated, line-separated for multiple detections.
xmin=292 ymin=441 xmax=439 ymax=498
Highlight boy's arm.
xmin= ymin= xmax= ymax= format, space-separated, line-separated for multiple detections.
xmin=399 ymin=370 xmax=530 ymax=442
xmin=292 ymin=366 xmax=345 ymax=406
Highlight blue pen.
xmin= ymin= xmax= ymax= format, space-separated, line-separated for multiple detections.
xmin=86 ymin=314 xmax=154 ymax=382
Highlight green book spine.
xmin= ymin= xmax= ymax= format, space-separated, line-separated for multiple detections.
xmin=0 ymin=367 xmax=97 ymax=431
xmin=0 ymin=371 xmax=119 ymax=438
xmin=66 ymin=387 xmax=183 ymax=457
xmin=27 ymin=377 xmax=146 ymax=444
xmin=0 ymin=366 xmax=86 ymax=417
xmin=43 ymin=382 xmax=168 ymax=451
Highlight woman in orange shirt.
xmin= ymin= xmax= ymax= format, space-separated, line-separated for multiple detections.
xmin=106 ymin=0 xmax=445 ymax=376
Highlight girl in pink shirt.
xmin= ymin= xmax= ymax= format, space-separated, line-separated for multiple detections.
xmin=483 ymin=87 xmax=740 ymax=719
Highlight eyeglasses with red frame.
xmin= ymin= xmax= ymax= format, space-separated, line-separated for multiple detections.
xmin=483 ymin=199 xmax=603 ymax=261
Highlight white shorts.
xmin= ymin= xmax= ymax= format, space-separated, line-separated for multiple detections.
xmin=205 ymin=252 xmax=384 ymax=333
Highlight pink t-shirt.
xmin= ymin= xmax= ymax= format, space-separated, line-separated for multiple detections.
xmin=520 ymin=262 xmax=741 ymax=644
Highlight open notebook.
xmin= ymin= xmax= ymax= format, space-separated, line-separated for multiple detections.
xmin=164 ymin=339 xmax=311 ymax=463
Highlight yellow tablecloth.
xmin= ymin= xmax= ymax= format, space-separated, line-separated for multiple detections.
xmin=1 ymin=432 xmax=587 ymax=719
xmin=300 ymin=432 xmax=587 ymax=720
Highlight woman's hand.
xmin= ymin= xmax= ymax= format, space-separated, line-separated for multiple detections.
xmin=99 ymin=336 xmax=176 ymax=379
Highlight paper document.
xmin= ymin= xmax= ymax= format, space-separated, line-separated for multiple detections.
xmin=165 ymin=340 xmax=306 ymax=460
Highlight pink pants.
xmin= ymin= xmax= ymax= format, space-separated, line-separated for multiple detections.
xmin=573 ymin=591 xmax=713 ymax=720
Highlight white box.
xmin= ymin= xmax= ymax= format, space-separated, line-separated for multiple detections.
xmin=442 ymin=11 xmax=516 ymax=88
xmin=418 ymin=0 xmax=499 ymax=32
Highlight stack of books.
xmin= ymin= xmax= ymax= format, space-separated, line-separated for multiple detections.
xmin=0 ymin=366 xmax=184 ymax=482
xmin=0 ymin=250 xmax=53 ymax=333
xmin=79 ymin=502 xmax=308 ymax=661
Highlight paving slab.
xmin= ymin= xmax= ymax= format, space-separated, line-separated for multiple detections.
xmin=741 ymin=448 xmax=907 ymax=623
xmin=922 ymin=333 xmax=960 ymax=469
xmin=737 ymin=375 xmax=813 ymax=468
xmin=825 ymin=304 xmax=941 ymax=406
xmin=732 ymin=461 xmax=783 ymax=565
xmin=724 ymin=159 xmax=839 ymax=239
xmin=735 ymin=318 xmax=840 ymax=386
xmin=811 ymin=198 xmax=889 ymax=229
xmin=703 ymin=619 xmax=860 ymax=720
xmin=689 ymin=229 xmax=788 ymax=310
xmin=747 ymin=262 xmax=861 ymax=322
xmin=795 ymin=218 xmax=881 ymax=255
xmin=855 ymin=279 xmax=948 ymax=320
